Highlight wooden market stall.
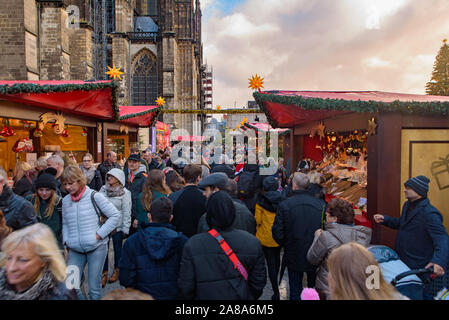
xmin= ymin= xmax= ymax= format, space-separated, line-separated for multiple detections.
xmin=254 ymin=90 xmax=449 ymax=247
xmin=0 ymin=80 xmax=119 ymax=172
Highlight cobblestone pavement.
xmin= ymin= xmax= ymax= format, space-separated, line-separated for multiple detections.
xmin=81 ymin=239 xmax=293 ymax=300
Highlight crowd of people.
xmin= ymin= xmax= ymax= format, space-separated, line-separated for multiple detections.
xmin=0 ymin=145 xmax=448 ymax=301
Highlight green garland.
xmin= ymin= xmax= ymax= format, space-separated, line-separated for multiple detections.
xmin=253 ymin=91 xmax=449 ymax=116
xmin=0 ymin=82 xmax=120 ymax=121
xmin=161 ymin=109 xmax=262 ymax=114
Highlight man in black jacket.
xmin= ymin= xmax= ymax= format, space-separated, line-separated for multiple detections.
xmin=97 ymin=151 xmax=121 ymax=184
xmin=178 ymin=191 xmax=266 ymax=300
xmin=0 ymin=168 xmax=37 ymax=231
xmin=169 ymin=164 xmax=206 ymax=238
xmin=197 ymin=174 xmax=256 ymax=235
xmin=272 ymin=172 xmax=325 ymax=300
xmin=374 ymin=175 xmax=449 ymax=299
xmin=125 ymin=154 xmax=148 ymax=235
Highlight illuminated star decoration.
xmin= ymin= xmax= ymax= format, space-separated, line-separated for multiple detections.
xmin=155 ymin=97 xmax=166 ymax=107
xmin=368 ymin=117 xmax=377 ymax=136
xmin=248 ymin=74 xmax=264 ymax=92
xmin=216 ymin=105 xmax=221 ymax=110
xmin=106 ymin=64 xmax=124 ymax=80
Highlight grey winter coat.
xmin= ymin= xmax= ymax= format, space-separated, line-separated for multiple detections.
xmin=307 ymin=223 xmax=372 ymax=298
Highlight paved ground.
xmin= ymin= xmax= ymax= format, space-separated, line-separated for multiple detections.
xmin=82 ymin=239 xmax=298 ymax=300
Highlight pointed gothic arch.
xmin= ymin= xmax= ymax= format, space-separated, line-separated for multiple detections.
xmin=131 ymin=48 xmax=158 ymax=106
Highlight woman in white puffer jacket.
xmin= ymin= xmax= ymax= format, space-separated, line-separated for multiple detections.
xmin=61 ymin=165 xmax=120 ymax=300
xmin=99 ymin=168 xmax=132 ymax=286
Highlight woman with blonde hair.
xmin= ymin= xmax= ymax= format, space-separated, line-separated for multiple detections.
xmin=61 ymin=165 xmax=120 ymax=300
xmin=327 ymin=242 xmax=408 ymax=300
xmin=13 ymin=161 xmax=35 ymax=197
xmin=0 ymin=223 xmax=77 ymax=299
xmin=136 ymin=169 xmax=171 ymax=226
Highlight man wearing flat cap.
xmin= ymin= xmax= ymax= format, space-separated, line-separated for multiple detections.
xmin=374 ymin=175 xmax=449 ymax=299
xmin=197 ymin=173 xmax=256 ymax=235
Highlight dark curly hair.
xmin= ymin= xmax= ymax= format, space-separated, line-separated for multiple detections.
xmin=327 ymin=198 xmax=354 ymax=225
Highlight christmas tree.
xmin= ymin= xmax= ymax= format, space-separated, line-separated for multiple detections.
xmin=426 ymin=39 xmax=449 ymax=95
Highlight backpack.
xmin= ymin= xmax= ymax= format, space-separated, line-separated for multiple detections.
xmin=237 ymin=170 xmax=257 ymax=199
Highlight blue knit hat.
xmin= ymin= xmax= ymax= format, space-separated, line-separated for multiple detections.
xmin=404 ymin=175 xmax=430 ymax=198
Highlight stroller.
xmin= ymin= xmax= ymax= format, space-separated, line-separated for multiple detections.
xmin=368 ymin=245 xmax=437 ymax=300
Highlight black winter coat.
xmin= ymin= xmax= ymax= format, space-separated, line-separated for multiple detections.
xmin=170 ymin=185 xmax=207 ymax=238
xmin=88 ymin=170 xmax=103 ymax=191
xmin=178 ymin=228 xmax=267 ymax=300
xmin=197 ymin=197 xmax=256 ymax=235
xmin=13 ymin=176 xmax=34 ymax=198
xmin=239 ymin=164 xmax=264 ymax=214
xmin=119 ymin=222 xmax=187 ymax=300
xmin=0 ymin=186 xmax=37 ymax=231
xmin=125 ymin=169 xmax=147 ymax=222
xmin=97 ymin=160 xmax=121 ymax=184
xmin=382 ymin=198 xmax=449 ymax=270
xmin=272 ymin=190 xmax=326 ymax=272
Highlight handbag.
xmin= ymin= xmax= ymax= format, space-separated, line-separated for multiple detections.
xmin=91 ymin=191 xmax=117 ymax=236
xmin=208 ymin=228 xmax=248 ymax=281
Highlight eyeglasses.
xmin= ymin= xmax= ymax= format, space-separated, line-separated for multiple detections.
xmin=83 ymin=159 xmax=92 ymax=162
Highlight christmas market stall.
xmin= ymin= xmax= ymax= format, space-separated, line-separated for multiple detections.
xmin=0 ymin=80 xmax=119 ymax=174
xmin=254 ymin=89 xmax=449 ymax=246
xmin=115 ymin=105 xmax=162 ymax=160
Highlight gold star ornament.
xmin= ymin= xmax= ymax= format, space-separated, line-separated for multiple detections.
xmin=106 ymin=64 xmax=124 ymax=80
xmin=156 ymin=97 xmax=166 ymax=106
xmin=248 ymin=74 xmax=264 ymax=91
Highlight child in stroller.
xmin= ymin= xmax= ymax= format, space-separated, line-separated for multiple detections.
xmin=368 ymin=245 xmax=433 ymax=300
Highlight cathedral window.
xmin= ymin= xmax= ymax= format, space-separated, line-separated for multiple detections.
xmin=132 ymin=50 xmax=158 ymax=106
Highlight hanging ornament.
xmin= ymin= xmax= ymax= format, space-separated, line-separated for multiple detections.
xmin=81 ymin=128 xmax=88 ymax=137
xmin=0 ymin=126 xmax=8 ymax=137
xmin=97 ymin=122 xmax=102 ymax=134
xmin=61 ymin=129 xmax=69 ymax=138
xmin=106 ymin=64 xmax=124 ymax=80
xmin=119 ymin=125 xmax=129 ymax=135
xmin=309 ymin=122 xmax=326 ymax=140
xmin=368 ymin=117 xmax=377 ymax=136
xmin=7 ymin=126 xmax=15 ymax=137
xmin=248 ymin=74 xmax=264 ymax=91
xmin=33 ymin=128 xmax=43 ymax=138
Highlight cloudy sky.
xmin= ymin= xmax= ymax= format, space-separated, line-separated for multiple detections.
xmin=201 ymin=0 xmax=449 ymax=109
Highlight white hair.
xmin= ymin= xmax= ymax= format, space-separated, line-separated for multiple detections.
xmin=293 ymin=172 xmax=310 ymax=190
xmin=47 ymin=155 xmax=64 ymax=167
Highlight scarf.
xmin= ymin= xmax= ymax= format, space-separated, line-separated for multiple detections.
xmin=105 ymin=182 xmax=125 ymax=198
xmin=0 ymin=268 xmax=56 ymax=300
xmin=80 ymin=166 xmax=96 ymax=184
xmin=70 ymin=186 xmax=86 ymax=202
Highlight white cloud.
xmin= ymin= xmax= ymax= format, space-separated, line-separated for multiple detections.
xmin=363 ymin=57 xmax=397 ymax=68
xmin=202 ymin=0 xmax=449 ymax=109
xmin=217 ymin=13 xmax=280 ymax=38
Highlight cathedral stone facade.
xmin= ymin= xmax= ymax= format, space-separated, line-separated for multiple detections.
xmin=0 ymin=0 xmax=204 ymax=135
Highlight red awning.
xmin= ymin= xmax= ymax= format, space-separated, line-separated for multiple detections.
xmin=254 ymin=90 xmax=449 ymax=128
xmin=119 ymin=105 xmax=161 ymax=127
xmin=0 ymin=80 xmax=119 ymax=120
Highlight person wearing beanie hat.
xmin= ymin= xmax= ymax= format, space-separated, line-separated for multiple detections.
xmin=25 ymin=170 xmax=63 ymax=248
xmin=99 ymin=167 xmax=132 ymax=286
xmin=374 ymin=175 xmax=449 ymax=299
xmin=178 ymin=191 xmax=267 ymax=300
